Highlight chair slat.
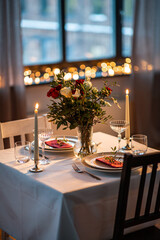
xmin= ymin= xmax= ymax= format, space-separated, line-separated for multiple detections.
xmin=112 ymin=154 xmax=133 ymax=239
xmin=135 ymin=165 xmax=147 ymax=218
xmin=9 ymin=136 xmax=15 ymax=148
xmin=113 ymin=152 xmax=160 ymax=240
xmin=0 ymin=115 xmax=51 ymax=150
xmin=155 ymin=182 xmax=160 ymax=213
xmin=0 ymin=123 xmax=4 ymax=150
xmin=21 ymin=134 xmax=26 ymax=145
xmin=145 ymin=163 xmax=157 ymax=215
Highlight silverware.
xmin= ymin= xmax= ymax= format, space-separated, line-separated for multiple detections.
xmin=72 ymin=163 xmax=101 ymax=181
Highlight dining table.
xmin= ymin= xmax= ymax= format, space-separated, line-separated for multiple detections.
xmin=0 ymin=132 xmax=159 ymax=240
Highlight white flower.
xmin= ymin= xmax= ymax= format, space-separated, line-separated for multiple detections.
xmin=72 ymin=88 xmax=81 ymax=98
xmin=92 ymin=87 xmax=98 ymax=93
xmin=84 ymin=78 xmax=92 ymax=89
xmin=60 ymin=87 xmax=72 ymax=98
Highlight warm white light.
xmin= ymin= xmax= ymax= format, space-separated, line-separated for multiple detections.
xmin=85 ymin=69 xmax=92 ymax=77
xmin=54 ymin=68 xmax=60 ymax=75
xmin=64 ymin=73 xmax=72 ymax=80
xmin=73 ymin=74 xmax=79 ymax=80
xmin=35 ymin=78 xmax=40 ymax=84
xmin=24 ymin=76 xmax=30 ymax=85
xmin=35 ymin=103 xmax=39 ymax=113
xmin=124 ymin=66 xmax=131 ymax=74
xmin=101 ymin=62 xmax=107 ymax=68
xmin=125 ymin=58 xmax=131 ymax=63
xmin=126 ymin=89 xmax=129 ymax=95
xmin=28 ymin=78 xmax=33 ymax=85
xmin=108 ymin=68 xmax=114 ymax=76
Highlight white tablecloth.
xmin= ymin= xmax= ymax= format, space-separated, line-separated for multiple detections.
xmin=0 ymin=132 xmax=158 ymax=240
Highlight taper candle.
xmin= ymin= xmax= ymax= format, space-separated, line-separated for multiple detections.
xmin=125 ymin=89 xmax=130 ymax=140
xmin=34 ymin=103 xmax=39 ymax=162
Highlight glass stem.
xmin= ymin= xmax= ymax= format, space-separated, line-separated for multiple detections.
xmin=42 ymin=141 xmax=45 ymax=160
xmin=118 ymin=133 xmax=121 ymax=151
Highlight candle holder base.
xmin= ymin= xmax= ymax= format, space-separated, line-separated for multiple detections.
xmin=122 ymin=143 xmax=131 ymax=150
xmin=29 ymin=167 xmax=43 ymax=173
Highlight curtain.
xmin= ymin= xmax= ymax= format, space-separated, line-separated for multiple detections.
xmin=0 ymin=0 xmax=26 ymax=122
xmin=131 ymin=0 xmax=160 ymax=149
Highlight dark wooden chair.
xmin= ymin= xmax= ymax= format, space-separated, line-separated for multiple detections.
xmin=112 ymin=152 xmax=160 ymax=240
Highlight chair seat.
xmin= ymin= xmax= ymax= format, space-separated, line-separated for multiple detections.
xmin=124 ymin=226 xmax=160 ymax=240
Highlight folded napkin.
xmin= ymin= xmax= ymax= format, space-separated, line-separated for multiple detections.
xmin=45 ymin=139 xmax=72 ymax=148
xmin=96 ymin=156 xmax=123 ymax=168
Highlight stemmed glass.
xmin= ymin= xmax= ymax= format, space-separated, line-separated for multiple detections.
xmin=110 ymin=120 xmax=129 ymax=151
xmin=38 ymin=128 xmax=53 ymax=165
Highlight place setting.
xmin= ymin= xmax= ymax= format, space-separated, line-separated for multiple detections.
xmin=76 ymin=89 xmax=148 ymax=175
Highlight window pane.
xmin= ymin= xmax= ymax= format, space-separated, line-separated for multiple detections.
xmin=122 ymin=0 xmax=135 ymax=56
xmin=65 ymin=0 xmax=116 ymax=62
xmin=21 ymin=0 xmax=61 ymax=65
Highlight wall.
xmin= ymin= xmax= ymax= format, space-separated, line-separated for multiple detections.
xmin=26 ymin=75 xmax=132 ymax=136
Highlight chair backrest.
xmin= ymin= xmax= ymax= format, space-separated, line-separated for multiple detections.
xmin=0 ymin=114 xmax=51 ymax=149
xmin=113 ymin=152 xmax=160 ymax=240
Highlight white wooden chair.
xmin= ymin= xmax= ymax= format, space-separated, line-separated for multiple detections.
xmin=0 ymin=114 xmax=51 ymax=150
xmin=0 ymin=114 xmax=52 ymax=239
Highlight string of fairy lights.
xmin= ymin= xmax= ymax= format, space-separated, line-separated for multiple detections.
xmin=24 ymin=58 xmax=132 ymax=85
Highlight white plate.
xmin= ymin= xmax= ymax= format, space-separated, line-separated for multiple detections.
xmin=32 ymin=136 xmax=78 ymax=153
xmin=83 ymin=152 xmax=124 ymax=173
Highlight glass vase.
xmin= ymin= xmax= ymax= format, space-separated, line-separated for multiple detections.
xmin=74 ymin=125 xmax=97 ymax=159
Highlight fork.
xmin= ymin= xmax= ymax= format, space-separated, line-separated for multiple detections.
xmin=72 ymin=163 xmax=101 ymax=180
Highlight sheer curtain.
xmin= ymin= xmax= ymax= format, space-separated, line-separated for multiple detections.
xmin=0 ymin=0 xmax=26 ymax=122
xmin=131 ymin=0 xmax=160 ymax=148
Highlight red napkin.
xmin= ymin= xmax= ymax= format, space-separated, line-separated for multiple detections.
xmin=96 ymin=156 xmax=123 ymax=168
xmin=45 ymin=139 xmax=72 ymax=148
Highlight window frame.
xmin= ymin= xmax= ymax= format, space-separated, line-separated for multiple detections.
xmin=23 ymin=0 xmax=131 ymax=84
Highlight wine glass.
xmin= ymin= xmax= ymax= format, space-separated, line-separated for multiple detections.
xmin=110 ymin=120 xmax=129 ymax=151
xmin=38 ymin=128 xmax=53 ymax=165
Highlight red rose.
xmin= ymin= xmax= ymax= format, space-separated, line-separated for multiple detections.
xmin=51 ymin=89 xmax=60 ymax=98
xmin=47 ymin=87 xmax=60 ymax=99
xmin=80 ymin=89 xmax=84 ymax=95
xmin=56 ymin=84 xmax=62 ymax=91
xmin=47 ymin=88 xmax=53 ymax=97
xmin=75 ymin=79 xmax=84 ymax=86
xmin=72 ymin=89 xmax=76 ymax=94
xmin=105 ymin=87 xmax=112 ymax=95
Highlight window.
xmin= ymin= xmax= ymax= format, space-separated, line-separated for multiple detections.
xmin=21 ymin=0 xmax=61 ymax=65
xmin=122 ymin=0 xmax=135 ymax=56
xmin=65 ymin=0 xmax=115 ymax=61
xmin=21 ymin=0 xmax=135 ymax=84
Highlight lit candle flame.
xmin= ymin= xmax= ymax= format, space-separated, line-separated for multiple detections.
xmin=35 ymin=103 xmax=39 ymax=111
xmin=126 ymin=89 xmax=129 ymax=95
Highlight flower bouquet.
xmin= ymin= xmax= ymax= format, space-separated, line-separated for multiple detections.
xmin=47 ymin=71 xmax=120 ymax=157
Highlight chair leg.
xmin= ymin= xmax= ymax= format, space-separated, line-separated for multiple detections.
xmin=1 ymin=230 xmax=9 ymax=240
